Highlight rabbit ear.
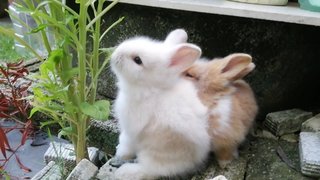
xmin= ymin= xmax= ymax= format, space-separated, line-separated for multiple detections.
xmin=164 ymin=29 xmax=188 ymax=45
xmin=169 ymin=44 xmax=201 ymax=72
xmin=221 ymin=53 xmax=254 ymax=81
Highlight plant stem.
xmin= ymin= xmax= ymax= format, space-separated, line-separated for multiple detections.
xmin=75 ymin=0 xmax=89 ymax=163
xmin=89 ymin=0 xmax=104 ymax=105
xmin=78 ymin=0 xmax=88 ymax=103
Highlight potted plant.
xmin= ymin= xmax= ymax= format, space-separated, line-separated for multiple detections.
xmin=0 ymin=0 xmax=123 ymax=164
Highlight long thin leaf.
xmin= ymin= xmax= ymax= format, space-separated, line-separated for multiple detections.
xmin=86 ymin=0 xmax=119 ymax=30
xmin=0 ymin=128 xmax=9 ymax=159
xmin=21 ymin=120 xmax=32 ymax=145
xmin=99 ymin=16 xmax=124 ymax=41
xmin=15 ymin=154 xmax=31 ymax=172
xmin=36 ymin=0 xmax=79 ymax=18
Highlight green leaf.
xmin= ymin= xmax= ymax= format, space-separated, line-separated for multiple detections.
xmin=48 ymin=49 xmax=64 ymax=64
xmin=58 ymin=126 xmax=73 ymax=138
xmin=80 ymin=100 xmax=110 ymax=120
xmin=40 ymin=120 xmax=58 ymax=129
xmin=29 ymin=24 xmax=48 ymax=34
xmin=29 ymin=107 xmax=39 ymax=118
xmin=60 ymin=68 xmax=78 ymax=81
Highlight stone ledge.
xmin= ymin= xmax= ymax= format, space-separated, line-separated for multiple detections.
xmin=112 ymin=0 xmax=320 ymax=26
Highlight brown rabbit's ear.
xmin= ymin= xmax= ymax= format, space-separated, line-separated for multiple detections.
xmin=221 ymin=53 xmax=253 ymax=81
xmin=169 ymin=44 xmax=201 ymax=72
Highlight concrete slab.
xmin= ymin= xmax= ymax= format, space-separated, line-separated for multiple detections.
xmin=87 ymin=119 xmax=120 ymax=155
xmin=0 ymin=120 xmax=68 ymax=179
xmin=31 ymin=161 xmax=63 ymax=180
xmin=44 ymin=142 xmax=99 ymax=170
xmin=299 ymin=132 xmax=320 ymax=177
xmin=66 ymin=158 xmax=98 ymax=180
xmin=301 ymin=114 xmax=320 ymax=132
xmin=264 ymin=109 xmax=312 ymax=136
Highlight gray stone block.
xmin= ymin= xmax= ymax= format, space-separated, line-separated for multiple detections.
xmin=66 ymin=158 xmax=98 ymax=180
xmin=96 ymin=159 xmax=117 ymax=180
xmin=207 ymin=175 xmax=228 ymax=180
xmin=87 ymin=119 xmax=120 ymax=155
xmin=31 ymin=161 xmax=63 ymax=180
xmin=299 ymin=132 xmax=320 ymax=177
xmin=264 ymin=109 xmax=312 ymax=136
xmin=44 ymin=142 xmax=99 ymax=170
xmin=97 ymin=65 xmax=117 ymax=99
xmin=302 ymin=113 xmax=320 ymax=132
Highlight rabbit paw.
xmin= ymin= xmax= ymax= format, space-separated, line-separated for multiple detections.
xmin=115 ymin=163 xmax=147 ymax=180
xmin=218 ymin=159 xmax=232 ymax=169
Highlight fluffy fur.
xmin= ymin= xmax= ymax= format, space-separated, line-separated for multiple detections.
xmin=111 ymin=29 xmax=211 ymax=179
xmin=185 ymin=53 xmax=258 ymax=168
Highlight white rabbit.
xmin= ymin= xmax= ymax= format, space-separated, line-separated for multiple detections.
xmin=111 ymin=29 xmax=211 ymax=179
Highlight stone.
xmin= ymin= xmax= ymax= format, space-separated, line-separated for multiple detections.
xmin=208 ymin=175 xmax=228 ymax=180
xmin=31 ymin=161 xmax=64 ymax=180
xmin=299 ymin=132 xmax=320 ymax=177
xmin=44 ymin=142 xmax=99 ymax=170
xmin=96 ymin=159 xmax=117 ymax=180
xmin=66 ymin=158 xmax=98 ymax=180
xmin=264 ymin=109 xmax=312 ymax=136
xmin=87 ymin=119 xmax=120 ymax=155
xmin=252 ymin=129 xmax=278 ymax=140
xmin=280 ymin=134 xmax=299 ymax=143
xmin=97 ymin=65 xmax=118 ymax=99
xmin=301 ymin=113 xmax=320 ymax=132
xmin=245 ymin=138 xmax=312 ymax=180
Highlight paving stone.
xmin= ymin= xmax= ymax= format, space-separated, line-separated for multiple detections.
xmin=280 ymin=133 xmax=299 ymax=143
xmin=96 ymin=159 xmax=117 ymax=180
xmin=207 ymin=175 xmax=227 ymax=180
xmin=31 ymin=161 xmax=63 ymax=180
xmin=301 ymin=113 xmax=320 ymax=132
xmin=87 ymin=119 xmax=120 ymax=155
xmin=264 ymin=109 xmax=312 ymax=136
xmin=299 ymin=132 xmax=320 ymax=177
xmin=252 ymin=129 xmax=278 ymax=140
xmin=44 ymin=142 xmax=99 ymax=170
xmin=66 ymin=158 xmax=98 ymax=180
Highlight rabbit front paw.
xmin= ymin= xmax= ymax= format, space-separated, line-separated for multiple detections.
xmin=115 ymin=163 xmax=147 ymax=180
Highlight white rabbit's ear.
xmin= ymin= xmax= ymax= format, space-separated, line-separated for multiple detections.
xmin=221 ymin=53 xmax=253 ymax=81
xmin=169 ymin=44 xmax=201 ymax=72
xmin=164 ymin=29 xmax=188 ymax=45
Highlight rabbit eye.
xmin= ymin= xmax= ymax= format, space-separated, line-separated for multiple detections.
xmin=133 ymin=56 xmax=143 ymax=65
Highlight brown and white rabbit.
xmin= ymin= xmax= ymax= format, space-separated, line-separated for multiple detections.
xmin=185 ymin=53 xmax=258 ymax=168
xmin=111 ymin=29 xmax=211 ymax=179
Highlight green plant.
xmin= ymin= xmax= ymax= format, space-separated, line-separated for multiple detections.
xmin=0 ymin=0 xmax=123 ymax=163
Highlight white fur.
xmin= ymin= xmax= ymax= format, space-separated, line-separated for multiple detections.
xmin=111 ymin=29 xmax=210 ymax=179
xmin=210 ymin=95 xmax=232 ymax=135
